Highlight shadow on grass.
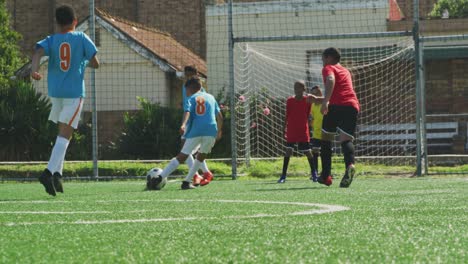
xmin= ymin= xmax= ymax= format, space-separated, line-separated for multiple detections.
xmin=0 ymin=199 xmax=28 ymax=202
xmin=242 ymin=179 xmax=317 ymax=185
xmin=255 ymin=186 xmax=322 ymax=191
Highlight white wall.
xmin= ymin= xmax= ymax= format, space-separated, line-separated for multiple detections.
xmin=206 ymin=0 xmax=389 ymax=96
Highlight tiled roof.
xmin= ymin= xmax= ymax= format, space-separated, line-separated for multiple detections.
xmin=96 ymin=9 xmax=207 ymax=76
xmin=16 ymin=9 xmax=207 ymax=79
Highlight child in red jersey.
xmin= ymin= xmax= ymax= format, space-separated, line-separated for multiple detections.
xmin=278 ymin=81 xmax=315 ymax=183
xmin=308 ymin=47 xmax=360 ymax=188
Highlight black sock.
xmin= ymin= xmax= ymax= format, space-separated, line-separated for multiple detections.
xmin=307 ymin=156 xmax=315 ymax=174
xmin=341 ymin=140 xmax=355 ymax=168
xmin=321 ymin=141 xmax=332 ymax=177
xmin=281 ymin=156 xmax=290 ymax=176
xmin=313 ymin=152 xmax=319 ymax=172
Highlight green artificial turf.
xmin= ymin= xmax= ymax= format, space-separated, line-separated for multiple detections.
xmin=0 ymin=177 xmax=466 ymax=263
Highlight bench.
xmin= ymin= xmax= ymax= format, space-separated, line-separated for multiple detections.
xmin=357 ymin=122 xmax=459 ymax=154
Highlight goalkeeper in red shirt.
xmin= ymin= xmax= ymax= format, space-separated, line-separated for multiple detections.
xmin=278 ymin=81 xmax=316 ymax=183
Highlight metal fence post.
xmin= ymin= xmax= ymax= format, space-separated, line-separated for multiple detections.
xmin=89 ymin=0 xmax=98 ymax=179
xmin=228 ymin=0 xmax=237 ymax=179
xmin=413 ymin=0 xmax=427 ymax=176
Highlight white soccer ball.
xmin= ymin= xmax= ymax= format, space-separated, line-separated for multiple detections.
xmin=146 ymin=167 xmax=167 ymax=190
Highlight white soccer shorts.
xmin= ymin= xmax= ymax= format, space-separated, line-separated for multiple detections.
xmin=181 ymin=136 xmax=216 ymax=155
xmin=48 ymin=97 xmax=84 ymax=129
xmin=181 ymin=135 xmax=201 ymax=155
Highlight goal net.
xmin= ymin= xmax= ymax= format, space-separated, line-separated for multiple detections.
xmin=233 ymin=36 xmax=416 ymax=165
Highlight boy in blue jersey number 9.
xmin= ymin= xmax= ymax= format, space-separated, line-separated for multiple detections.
xmin=30 ymin=5 xmax=99 ymax=196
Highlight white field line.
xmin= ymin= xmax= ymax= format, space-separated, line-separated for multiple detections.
xmin=0 ymin=211 xmax=111 ymax=214
xmin=2 ymin=200 xmax=349 ymax=226
xmin=0 ymin=199 xmax=153 ymax=204
xmin=0 ymin=210 xmax=175 ymax=215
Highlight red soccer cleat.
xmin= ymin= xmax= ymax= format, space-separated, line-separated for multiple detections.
xmin=200 ymin=171 xmax=214 ymax=186
xmin=192 ymin=173 xmax=203 ymax=187
xmin=317 ymin=175 xmax=333 ymax=186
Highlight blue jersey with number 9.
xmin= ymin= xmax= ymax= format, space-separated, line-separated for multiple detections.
xmin=36 ymin=31 xmax=98 ymax=98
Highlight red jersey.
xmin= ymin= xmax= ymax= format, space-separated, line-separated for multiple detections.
xmin=285 ymin=96 xmax=311 ymax=143
xmin=322 ymin=64 xmax=360 ymax=112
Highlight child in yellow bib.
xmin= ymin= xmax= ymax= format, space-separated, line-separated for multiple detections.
xmin=309 ymin=86 xmax=323 ymax=182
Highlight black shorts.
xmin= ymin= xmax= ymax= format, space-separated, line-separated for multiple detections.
xmin=286 ymin=142 xmax=311 ymax=152
xmin=322 ymin=105 xmax=358 ymax=138
xmin=310 ymin=138 xmax=321 ymax=150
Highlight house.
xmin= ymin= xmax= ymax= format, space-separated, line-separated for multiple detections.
xmin=19 ymin=9 xmax=207 ymax=143
xmin=388 ymin=0 xmax=468 ymax=153
xmin=6 ymin=0 xmax=207 ymax=59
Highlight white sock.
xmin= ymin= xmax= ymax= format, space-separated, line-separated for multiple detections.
xmin=47 ymin=137 xmax=69 ymax=174
xmin=57 ymin=161 xmax=64 ymax=175
xmin=200 ymin=160 xmax=209 ymax=173
xmin=185 ymin=155 xmax=194 ymax=170
xmin=185 ymin=160 xmax=202 ymax=182
xmin=161 ymin=158 xmax=180 ymax=178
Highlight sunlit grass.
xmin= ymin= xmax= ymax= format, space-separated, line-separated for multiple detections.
xmin=0 ymin=177 xmax=467 ymax=263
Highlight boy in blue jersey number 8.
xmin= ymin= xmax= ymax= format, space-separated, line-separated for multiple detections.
xmin=153 ymin=77 xmax=223 ymax=190
xmin=181 ymin=66 xmax=214 ymax=186
xmin=30 ymin=5 xmax=99 ymax=196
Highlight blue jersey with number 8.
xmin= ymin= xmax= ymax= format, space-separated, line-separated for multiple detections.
xmin=184 ymin=92 xmax=220 ymax=138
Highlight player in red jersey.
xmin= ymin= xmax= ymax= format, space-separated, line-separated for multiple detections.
xmin=308 ymin=47 xmax=360 ymax=188
xmin=278 ymin=81 xmax=316 ymax=183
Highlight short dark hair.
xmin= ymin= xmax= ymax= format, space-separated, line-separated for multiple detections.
xmin=311 ymin=85 xmax=320 ymax=91
xmin=55 ymin=5 xmax=76 ymax=26
xmin=184 ymin=65 xmax=198 ymax=74
xmin=185 ymin=77 xmax=201 ymax=90
xmin=322 ymin=47 xmax=341 ymax=62
xmin=294 ymin=80 xmax=305 ymax=88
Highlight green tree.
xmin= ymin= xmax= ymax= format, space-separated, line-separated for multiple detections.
xmin=0 ymin=0 xmax=25 ymax=87
xmin=429 ymin=0 xmax=468 ymax=19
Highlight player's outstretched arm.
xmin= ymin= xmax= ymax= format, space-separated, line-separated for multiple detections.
xmin=31 ymin=48 xmax=45 ymax=80
xmin=216 ymin=112 xmax=223 ymax=141
xmin=88 ymin=55 xmax=100 ymax=69
xmin=306 ymin=94 xmax=324 ymax=104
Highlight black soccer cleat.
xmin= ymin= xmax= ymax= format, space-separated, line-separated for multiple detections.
xmin=38 ymin=169 xmax=56 ymax=196
xmin=53 ymin=172 xmax=64 ymax=193
xmin=181 ymin=181 xmax=196 ymax=190
xmin=277 ymin=175 xmax=286 ymax=183
xmin=340 ymin=164 xmax=356 ymax=188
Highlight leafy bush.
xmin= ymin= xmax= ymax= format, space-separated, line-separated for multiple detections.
xmin=211 ymin=87 xmax=231 ymax=158
xmin=0 ymin=80 xmax=56 ymax=161
xmin=66 ymin=121 xmax=92 ymax=160
xmin=115 ymin=97 xmax=182 ymax=159
xmin=429 ymin=0 xmax=468 ymax=18
xmin=0 ymin=80 xmax=94 ymax=161
xmin=115 ymin=94 xmax=233 ymax=160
